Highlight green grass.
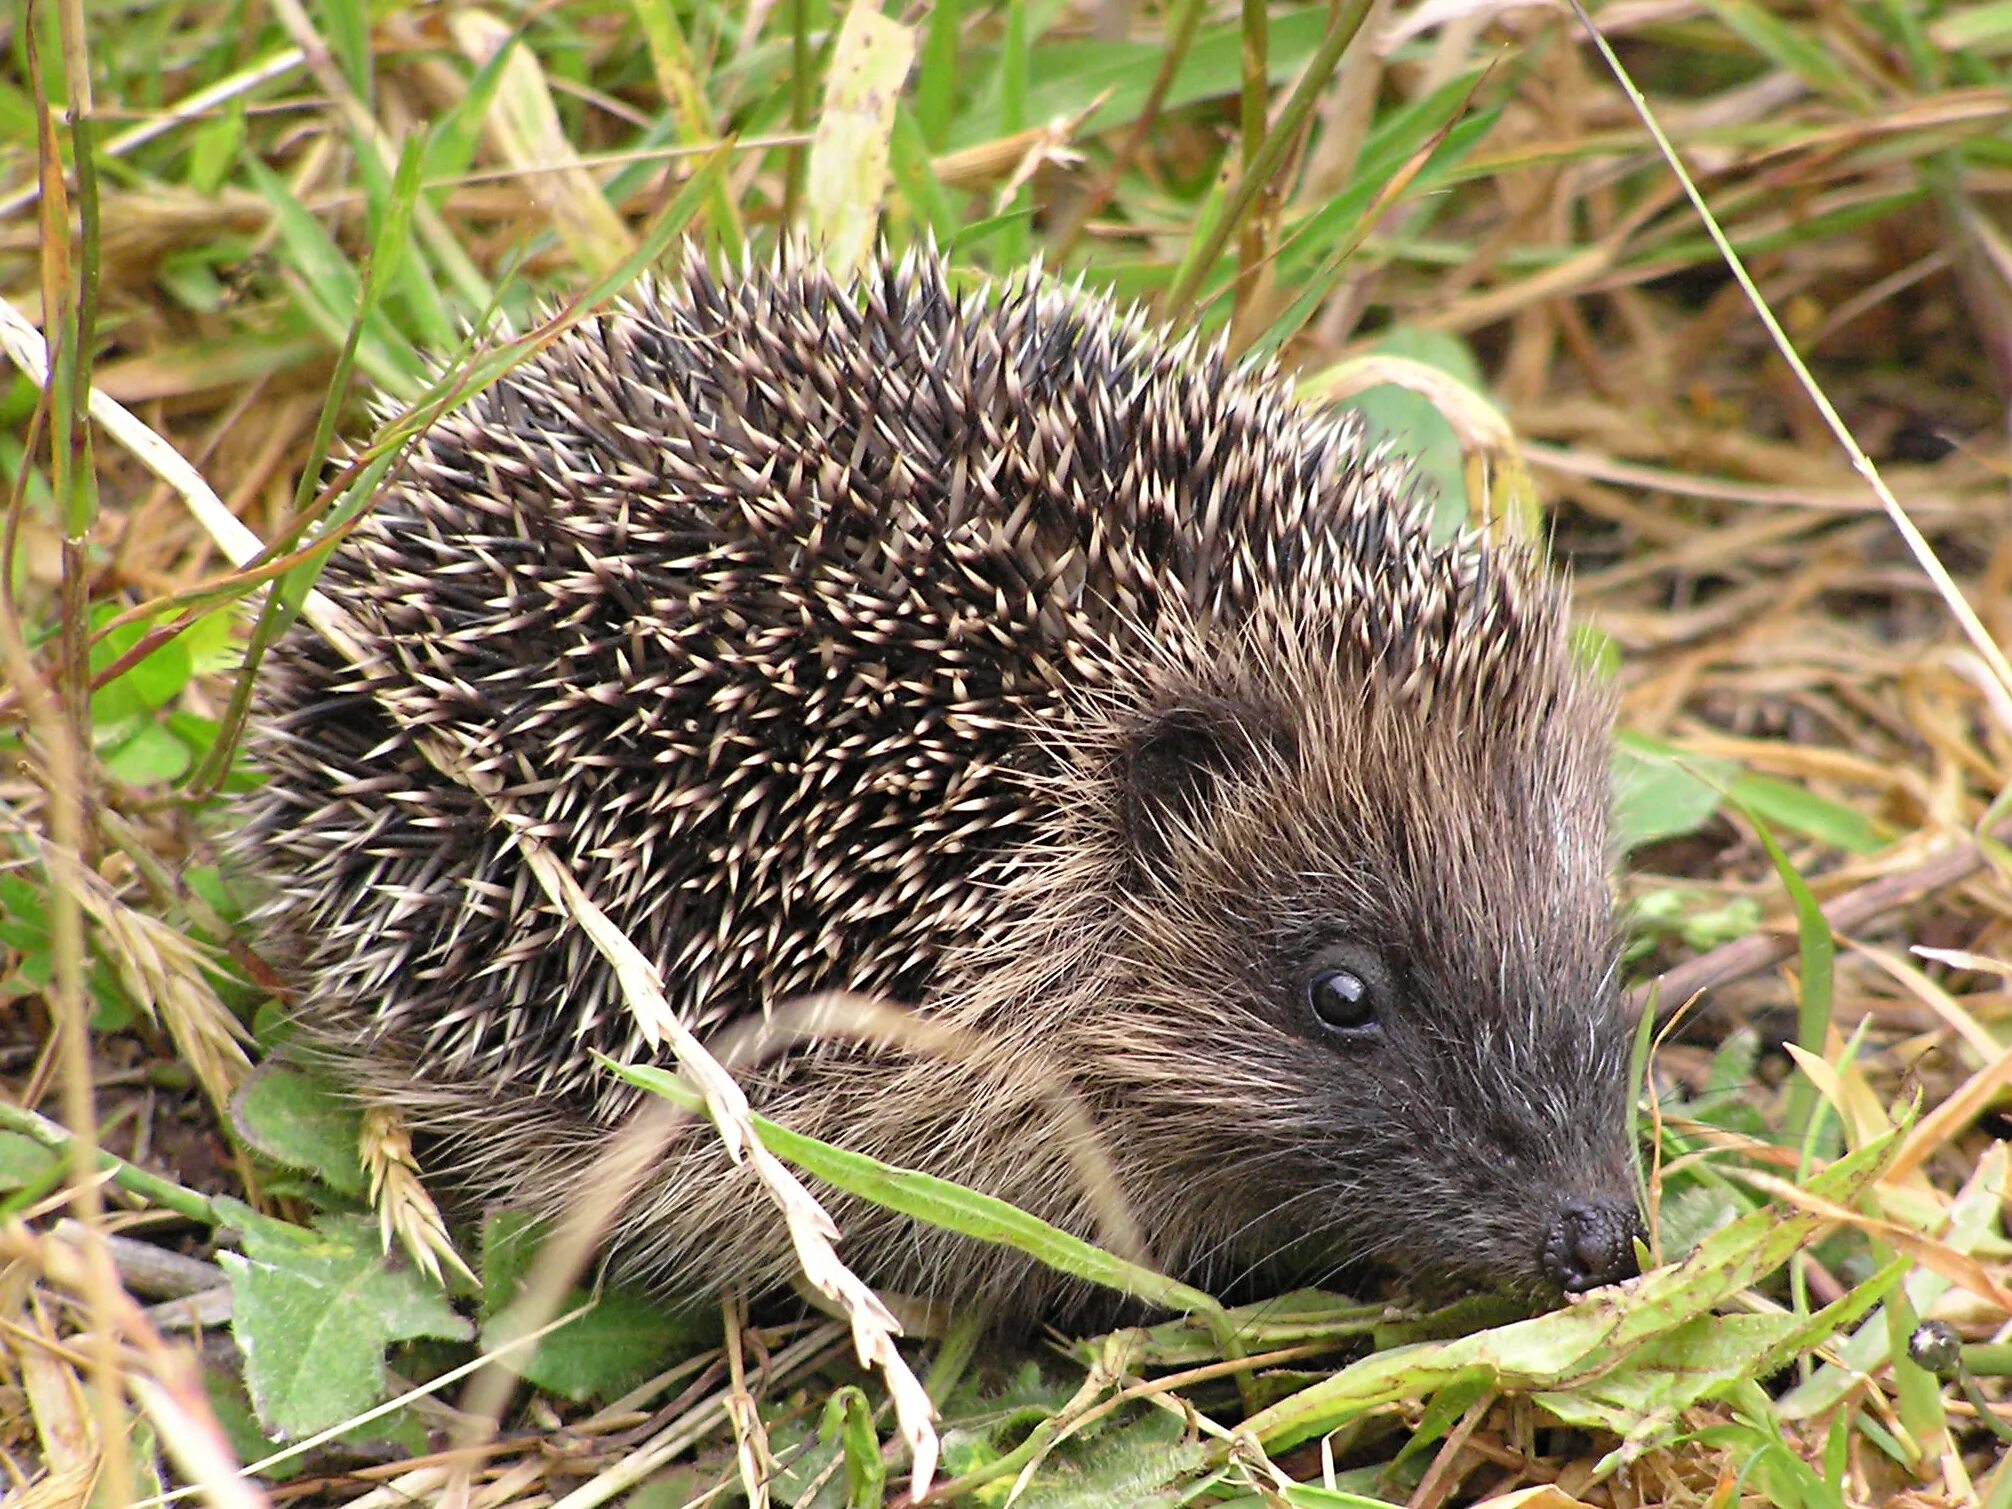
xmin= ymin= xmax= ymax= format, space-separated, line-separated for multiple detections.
xmin=4 ymin=0 xmax=2012 ymax=1505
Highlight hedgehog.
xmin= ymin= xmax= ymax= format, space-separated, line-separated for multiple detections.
xmin=237 ymin=246 xmax=1643 ymax=1325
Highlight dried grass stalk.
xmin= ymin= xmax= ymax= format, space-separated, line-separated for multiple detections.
xmin=0 ymin=284 xmax=944 ymax=1498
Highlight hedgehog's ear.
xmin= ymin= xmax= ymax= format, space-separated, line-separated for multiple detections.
xmin=1120 ymin=699 xmax=1288 ymax=886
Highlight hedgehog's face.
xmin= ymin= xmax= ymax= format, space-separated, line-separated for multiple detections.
xmin=1097 ymin=663 xmax=1642 ymax=1304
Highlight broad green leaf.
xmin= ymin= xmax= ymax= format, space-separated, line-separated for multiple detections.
xmin=1011 ymin=1408 xmax=1209 ymax=1508
xmin=101 ymin=720 xmax=193 ymax=785
xmin=1534 ymin=1263 xmax=1901 ymax=1468
xmin=229 ymin=1064 xmax=367 ymax=1198
xmin=765 ymin=1412 xmax=850 ymax=1508
xmin=220 ymin=1208 xmax=470 ymax=1440
xmin=478 ymin=1212 xmax=717 ymax=1401
xmin=1611 ymin=739 xmax=1732 ymax=853
xmin=1614 ymin=729 xmax=1890 ymax=855
xmin=1336 ymin=326 xmax=1486 ymax=540
xmin=202 ymin=1364 xmax=300 ymax=1482
xmin=204 ymin=1338 xmax=431 ymax=1470
xmin=479 ymin=1286 xmax=714 ymax=1404
xmin=89 ymin=609 xmax=195 ymax=719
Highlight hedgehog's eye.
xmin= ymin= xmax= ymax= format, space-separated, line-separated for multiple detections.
xmin=1303 ymin=945 xmax=1386 ymax=1040
xmin=1308 ymin=970 xmax=1375 ymax=1033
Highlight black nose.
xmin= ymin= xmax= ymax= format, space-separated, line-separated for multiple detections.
xmin=1541 ymin=1198 xmax=1641 ymax=1292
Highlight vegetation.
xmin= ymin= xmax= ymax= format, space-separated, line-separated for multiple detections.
xmin=3 ymin=0 xmax=2011 ymax=1504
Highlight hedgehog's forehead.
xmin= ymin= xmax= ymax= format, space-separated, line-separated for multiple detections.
xmin=1206 ymin=649 xmax=1618 ymax=1019
xmin=1260 ymin=687 xmax=1609 ymax=881
xmin=1182 ymin=551 xmax=1601 ymax=746
xmin=1169 ymin=571 xmax=1612 ymax=873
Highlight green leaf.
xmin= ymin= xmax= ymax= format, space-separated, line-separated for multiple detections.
xmin=888 ymin=101 xmax=960 ymax=247
xmin=354 ymin=128 xmax=454 ymax=352
xmin=220 ymin=1208 xmax=471 ymax=1440
xmin=1254 ymin=75 xmax=1498 ymax=363
xmin=1611 ymin=739 xmax=1733 ymax=852
xmin=181 ymin=603 xmax=243 ymax=676
xmin=1337 ymin=326 xmax=1485 ymax=539
xmin=1114 ymin=1289 xmax=1385 ymax=1370
xmin=1727 ymin=770 xmax=1888 ymax=855
xmin=1659 ymin=1170 xmax=1756 ymax=1250
xmin=229 ymin=1064 xmax=367 ymax=1198
xmin=421 ymin=35 xmax=518 ymax=198
xmin=242 ymin=156 xmax=425 ymax=396
xmin=477 ymin=1212 xmax=717 ymax=1402
xmin=320 ymin=0 xmax=374 ymax=104
xmin=1009 ymin=1408 xmax=1209 ymax=1508
xmin=89 ymin=611 xmax=195 ymax=718
xmin=201 ymin=1364 xmax=299 ymax=1481
xmin=822 ymin=1386 xmax=887 ymax=1509
xmin=946 ymin=9 xmax=1333 ymax=152
xmin=186 ymin=95 xmax=246 ymax=196
xmin=0 ymin=1131 xmax=62 ymax=1195
xmin=100 ymin=720 xmax=193 ymax=785
xmin=607 ymin=1059 xmax=1225 ymax=1324
xmin=204 ymin=1338 xmax=432 ymax=1470
xmin=1743 ymin=806 xmax=1837 ymax=1152
xmin=1246 ymin=1130 xmax=1901 ymax=1453
xmin=1534 ymin=1261 xmax=1903 ymax=1471
xmin=914 ymin=0 xmax=964 ymax=148
xmin=1628 ymin=887 xmax=1763 ymax=956
xmin=1248 ymin=1491 xmax=1405 ymax=1509
xmin=1615 ymin=731 xmax=1889 ymax=855
xmin=1696 ymin=0 xmax=1873 ymax=105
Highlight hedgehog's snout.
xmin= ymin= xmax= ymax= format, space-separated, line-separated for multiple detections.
xmin=1540 ymin=1196 xmax=1643 ymax=1292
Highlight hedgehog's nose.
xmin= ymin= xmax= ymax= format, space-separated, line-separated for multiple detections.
xmin=1541 ymin=1197 xmax=1641 ymax=1292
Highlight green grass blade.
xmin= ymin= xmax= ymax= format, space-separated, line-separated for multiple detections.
xmin=914 ymin=0 xmax=962 ymax=149
xmin=1742 ymin=805 xmax=1836 ymax=1156
xmin=606 ymin=1058 xmax=1225 ymax=1321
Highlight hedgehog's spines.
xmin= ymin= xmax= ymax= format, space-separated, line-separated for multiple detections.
xmin=243 ymin=244 xmax=1588 ymax=1105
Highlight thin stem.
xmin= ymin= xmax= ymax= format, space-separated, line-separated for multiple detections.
xmin=1569 ymin=0 xmax=2012 ymax=709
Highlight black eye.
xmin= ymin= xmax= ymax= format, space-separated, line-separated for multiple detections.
xmin=1302 ymin=945 xmax=1387 ymax=1039
xmin=1308 ymin=969 xmax=1375 ymax=1033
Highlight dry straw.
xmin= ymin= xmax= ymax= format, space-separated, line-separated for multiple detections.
xmin=0 ymin=288 xmax=945 ymax=1497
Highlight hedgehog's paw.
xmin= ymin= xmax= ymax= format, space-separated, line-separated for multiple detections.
xmin=360 ymin=1104 xmax=475 ymax=1286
